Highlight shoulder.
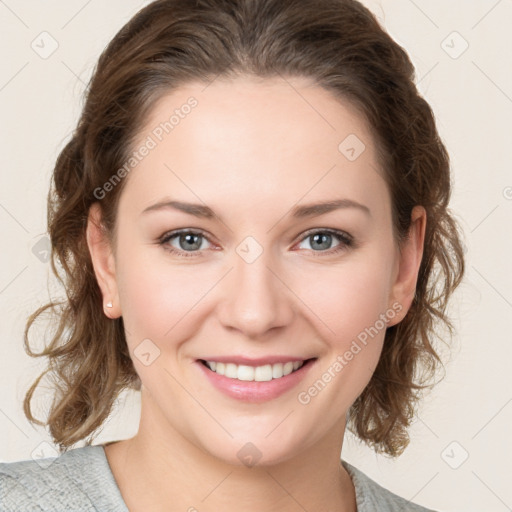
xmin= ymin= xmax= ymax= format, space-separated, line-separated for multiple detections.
xmin=0 ymin=444 xmax=128 ymax=512
xmin=342 ymin=459 xmax=439 ymax=512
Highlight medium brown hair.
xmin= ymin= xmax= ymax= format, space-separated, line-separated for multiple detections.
xmin=23 ymin=0 xmax=465 ymax=456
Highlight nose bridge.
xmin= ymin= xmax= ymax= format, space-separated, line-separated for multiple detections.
xmin=219 ymin=234 xmax=293 ymax=337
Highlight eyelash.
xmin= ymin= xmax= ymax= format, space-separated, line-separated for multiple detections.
xmin=158 ymin=228 xmax=354 ymax=259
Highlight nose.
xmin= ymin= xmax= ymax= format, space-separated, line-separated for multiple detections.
xmin=217 ymin=244 xmax=295 ymax=339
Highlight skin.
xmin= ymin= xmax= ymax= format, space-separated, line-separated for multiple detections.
xmin=86 ymin=74 xmax=426 ymax=512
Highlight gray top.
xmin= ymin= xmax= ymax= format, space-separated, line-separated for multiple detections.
xmin=0 ymin=444 xmax=437 ymax=511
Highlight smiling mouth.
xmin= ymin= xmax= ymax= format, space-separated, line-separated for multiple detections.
xmin=199 ymin=358 xmax=316 ymax=382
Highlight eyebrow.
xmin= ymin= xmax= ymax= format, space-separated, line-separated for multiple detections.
xmin=141 ymin=198 xmax=371 ymax=220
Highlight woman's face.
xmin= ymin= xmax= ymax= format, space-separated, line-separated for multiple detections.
xmin=89 ymin=75 xmax=424 ymax=466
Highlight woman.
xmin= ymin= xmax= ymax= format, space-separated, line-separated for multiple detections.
xmin=0 ymin=0 xmax=465 ymax=510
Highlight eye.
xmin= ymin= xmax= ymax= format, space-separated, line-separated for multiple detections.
xmin=294 ymin=228 xmax=354 ymax=256
xmin=159 ymin=229 xmax=212 ymax=258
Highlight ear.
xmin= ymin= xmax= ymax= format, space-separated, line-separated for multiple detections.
xmin=86 ymin=202 xmax=121 ymax=318
xmin=387 ymin=205 xmax=427 ymax=327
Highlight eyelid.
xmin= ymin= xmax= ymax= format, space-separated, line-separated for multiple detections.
xmin=295 ymin=227 xmax=353 ymax=244
xmin=158 ymin=228 xmax=216 ymax=250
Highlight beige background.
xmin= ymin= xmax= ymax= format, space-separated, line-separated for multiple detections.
xmin=1 ymin=1 xmax=511 ymax=511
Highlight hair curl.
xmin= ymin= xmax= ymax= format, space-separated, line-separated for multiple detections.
xmin=23 ymin=0 xmax=465 ymax=456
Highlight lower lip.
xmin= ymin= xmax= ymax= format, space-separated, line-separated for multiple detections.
xmin=195 ymin=359 xmax=316 ymax=403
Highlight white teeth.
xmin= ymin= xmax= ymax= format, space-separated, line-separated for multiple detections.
xmin=225 ymin=363 xmax=238 ymax=379
xmin=254 ymin=365 xmax=273 ymax=382
xmin=272 ymin=363 xmax=283 ymax=378
xmin=283 ymin=362 xmax=294 ymax=376
xmin=205 ymin=360 xmax=305 ymax=381
xmin=237 ymin=365 xmax=255 ymax=381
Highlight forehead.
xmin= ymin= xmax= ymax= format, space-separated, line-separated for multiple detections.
xmin=119 ymin=75 xmax=388 ymax=220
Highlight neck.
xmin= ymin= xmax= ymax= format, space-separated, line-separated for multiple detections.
xmin=105 ymin=392 xmax=357 ymax=512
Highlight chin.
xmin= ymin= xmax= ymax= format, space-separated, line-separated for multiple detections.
xmin=198 ymin=436 xmax=300 ymax=469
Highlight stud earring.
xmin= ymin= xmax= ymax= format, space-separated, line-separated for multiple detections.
xmin=106 ymin=301 xmax=113 ymax=308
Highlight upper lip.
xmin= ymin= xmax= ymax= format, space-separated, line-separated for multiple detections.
xmin=199 ymin=356 xmax=314 ymax=366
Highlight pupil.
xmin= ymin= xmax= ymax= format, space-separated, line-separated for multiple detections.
xmin=182 ymin=233 xmax=201 ymax=250
xmin=312 ymin=233 xmax=331 ymax=250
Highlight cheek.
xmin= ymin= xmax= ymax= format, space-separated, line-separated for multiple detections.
xmin=296 ymin=257 xmax=393 ymax=342
xmin=115 ymin=242 xmax=219 ymax=344
xmin=291 ymin=255 xmax=394 ymax=399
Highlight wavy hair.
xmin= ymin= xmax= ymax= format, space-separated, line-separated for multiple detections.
xmin=23 ymin=0 xmax=465 ymax=456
